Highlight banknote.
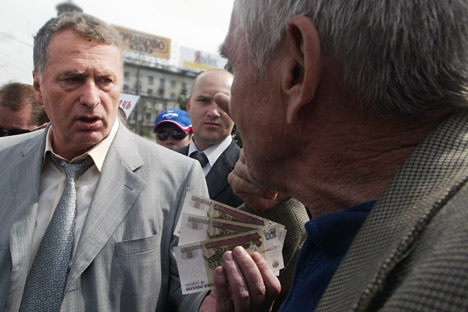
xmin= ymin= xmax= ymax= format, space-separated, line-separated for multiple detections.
xmin=207 ymin=201 xmax=278 ymax=228
xmin=207 ymin=218 xmax=263 ymax=239
xmin=174 ymin=192 xmax=284 ymax=236
xmin=202 ymin=230 xmax=266 ymax=287
xmin=176 ymin=230 xmax=266 ymax=294
xmin=174 ymin=192 xmax=214 ymax=236
xmin=175 ymin=226 xmax=285 ymax=294
xmin=179 ymin=213 xmax=262 ymax=245
xmin=178 ymin=213 xmax=210 ymax=245
xmin=208 ymin=219 xmax=285 ymax=272
xmin=174 ymin=192 xmax=287 ymax=294
xmin=174 ymin=242 xmax=209 ymax=294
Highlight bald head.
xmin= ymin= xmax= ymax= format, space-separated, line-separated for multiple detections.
xmin=187 ymin=69 xmax=234 ymax=151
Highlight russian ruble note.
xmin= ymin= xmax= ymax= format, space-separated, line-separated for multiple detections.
xmin=176 ymin=230 xmax=267 ymax=294
xmin=179 ymin=212 xmax=262 ymax=245
xmin=179 ymin=213 xmax=286 ymax=272
xmin=175 ymin=227 xmax=286 ymax=294
xmin=174 ymin=242 xmax=210 ymax=294
xmin=207 ymin=218 xmax=263 ymax=240
xmin=175 ymin=192 xmax=285 ymax=236
xmin=262 ymin=225 xmax=286 ymax=274
xmin=174 ymin=191 xmax=212 ymax=236
xmin=207 ymin=201 xmax=275 ymax=227
xmin=178 ymin=213 xmax=211 ymax=245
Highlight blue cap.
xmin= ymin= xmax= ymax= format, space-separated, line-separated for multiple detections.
xmin=154 ymin=108 xmax=192 ymax=133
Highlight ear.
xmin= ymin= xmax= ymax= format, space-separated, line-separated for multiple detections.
xmin=187 ymin=97 xmax=192 ymax=113
xmin=33 ymin=72 xmax=44 ymax=106
xmin=282 ymin=15 xmax=321 ymax=125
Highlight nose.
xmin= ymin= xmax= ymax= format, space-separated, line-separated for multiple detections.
xmin=80 ymin=80 xmax=100 ymax=108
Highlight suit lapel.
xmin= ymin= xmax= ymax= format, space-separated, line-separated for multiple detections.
xmin=317 ymin=111 xmax=468 ymax=311
xmin=7 ymin=131 xmax=45 ymax=301
xmin=206 ymin=141 xmax=239 ymax=199
xmin=65 ymin=126 xmax=145 ymax=291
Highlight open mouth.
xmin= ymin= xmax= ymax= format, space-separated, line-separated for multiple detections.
xmin=80 ymin=117 xmax=99 ymax=122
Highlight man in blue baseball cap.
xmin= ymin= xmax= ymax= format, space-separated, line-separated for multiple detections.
xmin=154 ymin=108 xmax=193 ymax=150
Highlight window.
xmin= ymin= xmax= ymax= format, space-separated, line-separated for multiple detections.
xmin=159 ymin=77 xmax=165 ymax=86
xmin=123 ymin=85 xmax=129 ymax=93
xmin=158 ymin=89 xmax=164 ymax=97
xmin=170 ymin=92 xmax=176 ymax=100
xmin=171 ymin=80 xmax=176 ymax=88
xmin=148 ymin=76 xmax=154 ymax=84
xmin=148 ymin=89 xmax=153 ymax=96
xmin=124 ymin=71 xmax=129 ymax=80
xmin=146 ymin=113 xmax=152 ymax=122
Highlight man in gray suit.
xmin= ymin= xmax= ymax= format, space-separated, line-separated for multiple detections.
xmin=197 ymin=0 xmax=468 ymax=311
xmin=177 ymin=69 xmax=243 ymax=208
xmin=0 ymin=12 xmax=208 ymax=311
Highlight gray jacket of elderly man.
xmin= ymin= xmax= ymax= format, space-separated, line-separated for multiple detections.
xmin=317 ymin=110 xmax=468 ymax=311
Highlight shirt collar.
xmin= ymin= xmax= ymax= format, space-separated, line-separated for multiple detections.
xmin=43 ymin=119 xmax=120 ymax=171
xmin=188 ymin=135 xmax=232 ymax=167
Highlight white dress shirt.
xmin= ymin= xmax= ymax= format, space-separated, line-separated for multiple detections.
xmin=31 ymin=120 xmax=119 ymax=268
xmin=188 ymin=135 xmax=232 ymax=177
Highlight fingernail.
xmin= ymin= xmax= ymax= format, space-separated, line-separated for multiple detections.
xmin=216 ymin=267 xmax=224 ymax=277
xmin=223 ymin=251 xmax=233 ymax=262
xmin=234 ymin=246 xmax=246 ymax=257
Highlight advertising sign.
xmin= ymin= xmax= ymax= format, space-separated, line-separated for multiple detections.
xmin=113 ymin=25 xmax=171 ymax=59
xmin=179 ymin=47 xmax=227 ymax=71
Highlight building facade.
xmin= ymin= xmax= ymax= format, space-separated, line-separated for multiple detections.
xmin=122 ymin=61 xmax=197 ymax=139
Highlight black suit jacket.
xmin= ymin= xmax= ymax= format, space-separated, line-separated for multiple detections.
xmin=177 ymin=140 xmax=244 ymax=207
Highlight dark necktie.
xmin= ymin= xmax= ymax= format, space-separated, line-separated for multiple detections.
xmin=190 ymin=151 xmax=209 ymax=168
xmin=20 ymin=154 xmax=94 ymax=311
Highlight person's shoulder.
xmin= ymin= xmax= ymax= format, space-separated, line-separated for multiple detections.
xmin=175 ymin=145 xmax=189 ymax=155
xmin=0 ymin=129 xmax=44 ymax=153
xmin=122 ymin=131 xmax=196 ymax=167
xmin=221 ymin=139 xmax=240 ymax=166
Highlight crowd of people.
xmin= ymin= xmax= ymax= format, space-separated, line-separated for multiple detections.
xmin=2 ymin=0 xmax=468 ymax=311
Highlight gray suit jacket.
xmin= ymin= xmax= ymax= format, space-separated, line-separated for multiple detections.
xmin=0 ymin=124 xmax=209 ymax=311
xmin=177 ymin=140 xmax=243 ymax=208
xmin=314 ymin=110 xmax=468 ymax=311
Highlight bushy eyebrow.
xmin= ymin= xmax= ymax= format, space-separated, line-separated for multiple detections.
xmin=59 ymin=70 xmax=85 ymax=77
xmin=57 ymin=69 xmax=117 ymax=80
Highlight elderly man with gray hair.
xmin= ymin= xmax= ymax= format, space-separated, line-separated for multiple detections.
xmin=196 ymin=0 xmax=468 ymax=311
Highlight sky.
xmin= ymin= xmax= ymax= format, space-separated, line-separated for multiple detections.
xmin=0 ymin=0 xmax=234 ymax=86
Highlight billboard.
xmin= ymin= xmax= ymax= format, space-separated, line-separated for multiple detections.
xmin=179 ymin=47 xmax=227 ymax=71
xmin=113 ymin=25 xmax=171 ymax=59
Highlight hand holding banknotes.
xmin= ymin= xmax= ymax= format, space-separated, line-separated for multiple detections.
xmin=228 ymin=149 xmax=289 ymax=212
xmin=174 ymin=192 xmax=284 ymax=311
xmin=200 ymin=246 xmax=281 ymax=312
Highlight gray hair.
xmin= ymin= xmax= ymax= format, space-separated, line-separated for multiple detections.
xmin=233 ymin=0 xmax=468 ymax=116
xmin=34 ymin=12 xmax=122 ymax=75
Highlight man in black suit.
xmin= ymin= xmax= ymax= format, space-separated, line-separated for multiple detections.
xmin=177 ymin=69 xmax=243 ymax=207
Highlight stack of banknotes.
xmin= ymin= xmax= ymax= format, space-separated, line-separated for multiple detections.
xmin=174 ymin=192 xmax=287 ymax=295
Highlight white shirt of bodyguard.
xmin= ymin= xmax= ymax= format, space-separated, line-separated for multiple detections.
xmin=31 ymin=120 xmax=120 ymax=269
xmin=188 ymin=135 xmax=232 ymax=177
